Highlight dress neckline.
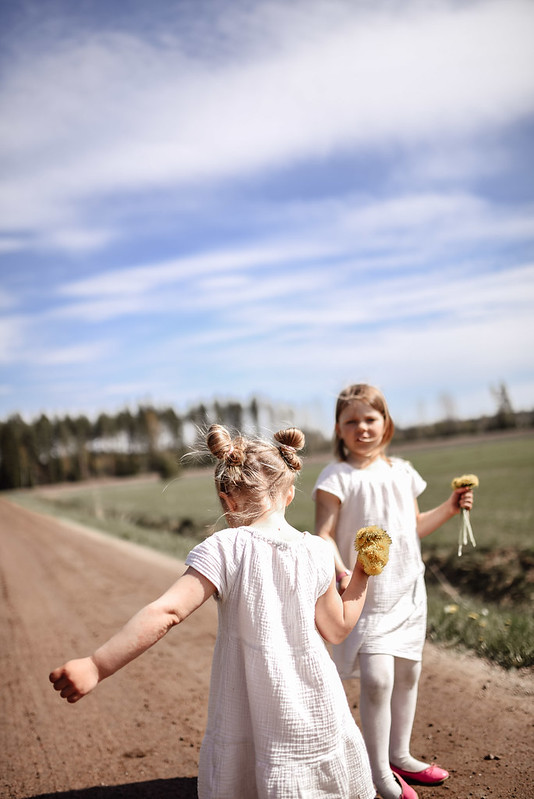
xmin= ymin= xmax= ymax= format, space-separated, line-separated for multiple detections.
xmin=243 ymin=525 xmax=308 ymax=549
xmin=345 ymin=455 xmax=392 ymax=472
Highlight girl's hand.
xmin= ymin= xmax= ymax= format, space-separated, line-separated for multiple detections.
xmin=49 ymin=657 xmax=100 ymax=703
xmin=337 ymin=559 xmax=368 ymax=594
xmin=452 ymin=487 xmax=473 ymax=513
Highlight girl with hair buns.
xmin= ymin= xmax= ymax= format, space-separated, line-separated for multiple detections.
xmin=50 ymin=424 xmax=375 ymax=799
xmin=313 ymin=384 xmax=474 ymax=799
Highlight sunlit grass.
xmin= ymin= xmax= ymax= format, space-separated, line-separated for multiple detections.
xmin=426 ymin=585 xmax=534 ymax=669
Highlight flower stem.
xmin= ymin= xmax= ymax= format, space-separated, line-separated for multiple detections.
xmin=457 ymin=508 xmax=476 ymax=556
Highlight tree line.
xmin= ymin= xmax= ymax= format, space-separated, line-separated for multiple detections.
xmin=0 ymin=386 xmax=531 ymax=491
xmin=0 ymin=397 xmax=328 ymax=490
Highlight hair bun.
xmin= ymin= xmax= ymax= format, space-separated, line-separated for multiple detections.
xmin=206 ymin=424 xmax=245 ymax=466
xmin=274 ymin=428 xmax=305 ymax=471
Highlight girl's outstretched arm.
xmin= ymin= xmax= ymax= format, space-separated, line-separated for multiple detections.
xmin=49 ymin=567 xmax=216 ymax=703
xmin=315 ymin=562 xmax=369 ymax=645
xmin=416 ymin=488 xmax=474 ymax=539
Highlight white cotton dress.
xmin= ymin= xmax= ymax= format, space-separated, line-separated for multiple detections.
xmin=313 ymin=457 xmax=427 ymax=679
xmin=185 ymin=526 xmax=375 ymax=799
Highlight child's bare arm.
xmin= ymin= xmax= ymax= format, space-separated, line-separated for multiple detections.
xmin=416 ymin=488 xmax=474 ymax=539
xmin=49 ymin=567 xmax=216 ymax=703
xmin=314 ymin=562 xmax=369 ymax=645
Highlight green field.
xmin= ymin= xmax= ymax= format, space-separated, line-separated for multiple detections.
xmin=287 ymin=433 xmax=534 ymax=550
xmin=7 ymin=432 xmax=534 ymax=668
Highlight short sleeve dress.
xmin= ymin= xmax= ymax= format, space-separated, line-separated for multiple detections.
xmin=185 ymin=526 xmax=374 ymax=799
xmin=313 ymin=457 xmax=427 ymax=679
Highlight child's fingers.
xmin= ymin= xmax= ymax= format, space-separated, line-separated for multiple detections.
xmin=66 ymin=692 xmax=82 ymax=704
xmin=49 ymin=667 xmax=61 ymax=683
xmin=49 ymin=670 xmax=68 ymax=691
xmin=51 ymin=673 xmax=84 ymax=702
xmin=458 ymin=488 xmax=473 ymax=509
xmin=50 ymin=665 xmax=82 ymax=699
xmin=453 ymin=487 xmax=472 ymax=510
xmin=51 ymin=674 xmax=74 ymax=696
xmin=50 ymin=658 xmax=99 ymax=701
xmin=60 ymin=683 xmax=79 ymax=701
xmin=49 ymin=665 xmax=72 ymax=686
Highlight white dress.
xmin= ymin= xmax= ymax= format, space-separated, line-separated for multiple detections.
xmin=185 ymin=526 xmax=375 ymax=799
xmin=313 ymin=457 xmax=427 ymax=679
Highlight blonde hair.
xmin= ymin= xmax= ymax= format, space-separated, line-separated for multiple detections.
xmin=334 ymin=384 xmax=395 ymax=461
xmin=207 ymin=424 xmax=305 ymax=526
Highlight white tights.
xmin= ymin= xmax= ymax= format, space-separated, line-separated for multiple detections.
xmin=358 ymin=653 xmax=428 ymax=799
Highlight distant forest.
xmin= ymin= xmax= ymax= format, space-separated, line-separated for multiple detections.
xmin=0 ymin=386 xmax=531 ymax=490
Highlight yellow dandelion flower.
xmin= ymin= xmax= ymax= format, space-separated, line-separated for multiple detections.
xmin=354 ymin=526 xmax=392 ymax=575
xmin=451 ymin=474 xmax=479 ymax=490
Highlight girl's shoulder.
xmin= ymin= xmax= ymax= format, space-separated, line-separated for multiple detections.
xmin=388 ymin=455 xmax=411 ymax=469
xmin=186 ymin=527 xmax=258 ymax=600
xmin=313 ymin=460 xmax=354 ymax=499
xmin=316 ymin=459 xmax=353 ymax=480
xmin=387 ymin=455 xmax=427 ymax=494
xmin=189 ymin=526 xmax=247 ymax=558
xmin=304 ymin=530 xmax=333 ymax=555
xmin=388 ymin=455 xmax=421 ymax=474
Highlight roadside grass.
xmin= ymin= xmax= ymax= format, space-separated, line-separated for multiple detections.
xmin=426 ymin=585 xmax=534 ymax=670
xmin=6 ymin=432 xmax=533 ymax=669
xmin=6 ymin=473 xmax=222 ymax=562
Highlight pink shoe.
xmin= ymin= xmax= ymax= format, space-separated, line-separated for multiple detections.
xmin=391 ymin=764 xmax=449 ymax=785
xmin=392 ymin=773 xmax=419 ymax=799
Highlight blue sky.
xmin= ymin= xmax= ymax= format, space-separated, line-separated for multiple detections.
xmin=1 ymin=0 xmax=533 ymax=434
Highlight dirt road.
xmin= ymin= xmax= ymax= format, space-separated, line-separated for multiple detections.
xmin=1 ymin=498 xmax=532 ymax=799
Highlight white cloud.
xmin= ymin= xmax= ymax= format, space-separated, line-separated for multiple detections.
xmin=41 ymin=227 xmax=117 ymax=253
xmin=0 ymin=316 xmax=31 ymax=363
xmin=337 ymin=192 xmax=534 ymax=252
xmin=1 ymin=0 xmax=533 ymax=243
xmin=155 ymin=261 xmax=534 ymax=368
xmin=0 ymin=237 xmax=29 ymax=255
xmin=1 ymin=1 xmax=532 ymax=426
xmin=56 ymin=240 xmax=337 ymax=299
xmin=49 ymin=187 xmax=534 ymax=296
xmin=50 ymin=296 xmax=149 ymax=323
xmin=395 ymin=141 xmax=511 ymax=185
xmin=194 ymin=296 xmax=532 ymax=412
xmin=39 ymin=341 xmax=113 ymax=366
xmin=0 ymin=309 xmax=114 ymax=366
xmin=28 ymin=187 xmax=530 ymax=338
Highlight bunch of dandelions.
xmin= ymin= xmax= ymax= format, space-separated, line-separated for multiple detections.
xmin=354 ymin=526 xmax=392 ymax=575
xmin=451 ymin=474 xmax=479 ymax=556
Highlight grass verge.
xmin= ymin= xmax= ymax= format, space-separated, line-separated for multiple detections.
xmin=426 ymin=585 xmax=534 ymax=670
